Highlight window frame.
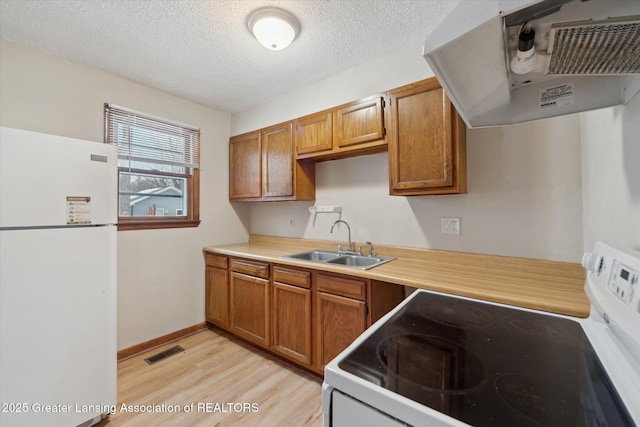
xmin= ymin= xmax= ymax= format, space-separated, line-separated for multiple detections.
xmin=104 ymin=103 xmax=200 ymax=231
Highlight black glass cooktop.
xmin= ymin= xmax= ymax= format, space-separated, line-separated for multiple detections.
xmin=338 ymin=291 xmax=634 ymax=427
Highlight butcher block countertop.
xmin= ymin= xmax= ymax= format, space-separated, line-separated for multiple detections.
xmin=203 ymin=235 xmax=590 ymax=318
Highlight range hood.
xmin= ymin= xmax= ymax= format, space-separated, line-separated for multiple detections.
xmin=424 ymin=0 xmax=640 ymax=128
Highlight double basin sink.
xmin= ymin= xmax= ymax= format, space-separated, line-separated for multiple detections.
xmin=280 ymin=249 xmax=395 ymax=270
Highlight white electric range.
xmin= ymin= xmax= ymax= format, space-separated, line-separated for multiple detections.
xmin=322 ymin=241 xmax=640 ymax=426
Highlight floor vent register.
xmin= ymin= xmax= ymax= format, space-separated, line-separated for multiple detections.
xmin=144 ymin=345 xmax=185 ymax=365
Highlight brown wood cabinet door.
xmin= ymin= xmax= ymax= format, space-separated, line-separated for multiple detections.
xmin=205 ymin=265 xmax=229 ymax=328
xmin=315 ymin=291 xmax=366 ymax=369
xmin=294 ymin=111 xmax=332 ymax=156
xmin=334 ymin=96 xmax=385 ymax=148
xmin=229 ymin=132 xmax=261 ymax=199
xmin=230 ymin=271 xmax=270 ymax=347
xmin=262 ymin=123 xmax=294 ymax=198
xmin=388 ymin=78 xmax=466 ymax=195
xmin=272 ymin=282 xmax=312 ymax=365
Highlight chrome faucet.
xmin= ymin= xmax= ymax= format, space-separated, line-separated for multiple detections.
xmin=365 ymin=241 xmax=374 ymax=257
xmin=357 ymin=241 xmax=374 ymax=256
xmin=330 ymin=220 xmax=354 ymax=253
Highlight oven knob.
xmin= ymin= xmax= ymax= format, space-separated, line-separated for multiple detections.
xmin=582 ymin=252 xmax=603 ymax=274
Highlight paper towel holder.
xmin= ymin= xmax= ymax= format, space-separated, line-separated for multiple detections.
xmin=309 ymin=205 xmax=342 ymax=214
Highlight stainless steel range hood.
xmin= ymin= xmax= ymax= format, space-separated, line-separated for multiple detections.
xmin=424 ymin=0 xmax=640 ymax=128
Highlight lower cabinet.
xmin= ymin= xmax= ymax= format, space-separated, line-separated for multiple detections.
xmin=315 ymin=291 xmax=367 ymax=369
xmin=272 ymin=266 xmax=312 ymax=365
xmin=205 ymin=254 xmax=229 ymax=328
xmin=229 ymin=259 xmax=270 ymax=347
xmin=315 ymin=273 xmax=368 ymax=370
xmin=204 ymin=252 xmax=405 ymax=375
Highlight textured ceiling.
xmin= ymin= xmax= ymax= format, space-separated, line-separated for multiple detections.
xmin=0 ymin=0 xmax=459 ymax=113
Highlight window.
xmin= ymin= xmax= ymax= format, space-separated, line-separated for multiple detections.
xmin=104 ymin=104 xmax=200 ymax=230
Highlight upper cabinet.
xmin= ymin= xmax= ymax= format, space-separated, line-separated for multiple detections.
xmin=388 ymin=78 xmax=467 ymax=196
xmin=262 ymin=123 xmax=297 ymax=198
xmin=230 ymin=122 xmax=315 ymax=202
xmin=334 ymin=95 xmax=385 ymax=149
xmin=229 ymin=78 xmax=467 ymax=201
xmin=229 ymin=131 xmax=262 ymax=199
xmin=294 ymin=95 xmax=387 ymax=161
xmin=293 ymin=111 xmax=333 ymax=157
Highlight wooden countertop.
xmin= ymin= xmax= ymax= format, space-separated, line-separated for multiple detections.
xmin=204 ymin=235 xmax=590 ymax=318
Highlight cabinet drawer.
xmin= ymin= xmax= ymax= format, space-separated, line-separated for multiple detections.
xmin=317 ymin=274 xmax=366 ymax=301
xmin=205 ymin=253 xmax=228 ymax=269
xmin=230 ymin=258 xmax=269 ymax=279
xmin=273 ymin=266 xmax=311 ymax=289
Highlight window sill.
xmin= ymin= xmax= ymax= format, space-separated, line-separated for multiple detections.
xmin=117 ymin=219 xmax=201 ymax=231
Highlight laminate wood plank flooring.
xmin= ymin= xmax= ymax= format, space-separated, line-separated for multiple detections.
xmin=98 ymin=329 xmax=323 ymax=427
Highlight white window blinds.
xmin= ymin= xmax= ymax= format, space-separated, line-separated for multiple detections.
xmin=104 ymin=104 xmax=200 ymax=173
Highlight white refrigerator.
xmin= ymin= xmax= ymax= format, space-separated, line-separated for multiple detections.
xmin=0 ymin=127 xmax=117 ymax=427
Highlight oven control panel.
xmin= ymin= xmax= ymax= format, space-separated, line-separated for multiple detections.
xmin=583 ymin=242 xmax=640 ymax=362
xmin=583 ymin=244 xmax=640 ymax=313
xmin=608 ymin=261 xmax=638 ymax=305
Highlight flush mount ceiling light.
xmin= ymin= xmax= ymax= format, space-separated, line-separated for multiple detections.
xmin=247 ymin=7 xmax=301 ymax=51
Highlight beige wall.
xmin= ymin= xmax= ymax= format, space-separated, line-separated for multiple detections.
xmin=5 ymin=35 xmax=619 ymax=351
xmin=0 ymin=40 xmax=250 ymax=350
xmin=580 ymin=94 xmax=640 ymax=257
xmin=233 ymin=43 xmax=585 ymax=262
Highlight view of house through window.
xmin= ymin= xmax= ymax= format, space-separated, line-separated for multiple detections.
xmin=105 ymin=104 xmax=200 ymax=229
xmin=119 ymin=172 xmax=187 ymax=217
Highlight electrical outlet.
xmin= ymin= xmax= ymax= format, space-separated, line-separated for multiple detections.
xmin=441 ymin=217 xmax=461 ymax=235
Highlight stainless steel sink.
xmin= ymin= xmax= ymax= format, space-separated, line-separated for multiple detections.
xmin=326 ymin=254 xmax=393 ymax=268
xmin=284 ymin=250 xmax=341 ymax=262
xmin=280 ymin=250 xmax=395 ymax=270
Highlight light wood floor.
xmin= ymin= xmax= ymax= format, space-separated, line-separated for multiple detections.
xmin=98 ymin=329 xmax=323 ymax=427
